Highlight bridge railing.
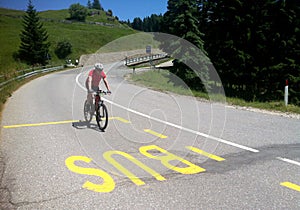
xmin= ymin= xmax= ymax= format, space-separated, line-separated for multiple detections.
xmin=125 ymin=53 xmax=168 ymax=66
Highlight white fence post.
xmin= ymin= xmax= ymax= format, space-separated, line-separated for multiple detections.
xmin=284 ymin=79 xmax=288 ymax=106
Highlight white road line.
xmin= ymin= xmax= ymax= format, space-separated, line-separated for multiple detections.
xmin=277 ymin=157 xmax=300 ymax=167
xmin=76 ymin=73 xmax=259 ymax=153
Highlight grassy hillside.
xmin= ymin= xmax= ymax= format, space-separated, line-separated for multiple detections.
xmin=0 ymin=8 xmax=135 ymax=76
xmin=39 ymin=9 xmax=121 ymax=24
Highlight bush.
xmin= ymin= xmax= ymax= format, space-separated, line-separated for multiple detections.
xmin=55 ymin=41 xmax=72 ymax=59
xmin=69 ymin=3 xmax=88 ymax=22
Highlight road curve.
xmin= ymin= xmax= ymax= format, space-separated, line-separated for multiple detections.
xmin=1 ymin=62 xmax=300 ymax=209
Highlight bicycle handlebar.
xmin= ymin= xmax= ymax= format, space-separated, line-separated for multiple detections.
xmin=89 ymin=90 xmax=111 ymax=95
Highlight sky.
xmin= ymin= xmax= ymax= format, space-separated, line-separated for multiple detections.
xmin=0 ymin=0 xmax=168 ymax=21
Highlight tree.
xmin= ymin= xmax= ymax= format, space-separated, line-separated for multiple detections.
xmin=200 ymin=0 xmax=249 ymax=98
xmin=265 ymin=0 xmax=300 ymax=104
xmin=150 ymin=14 xmax=163 ymax=32
xmin=92 ymin=0 xmax=102 ymax=10
xmin=132 ymin=17 xmax=143 ymax=30
xmin=87 ymin=0 xmax=92 ymax=9
xmin=200 ymin=0 xmax=300 ymax=104
xmin=18 ymin=0 xmax=50 ymax=66
xmin=55 ymin=41 xmax=72 ymax=59
xmin=159 ymin=0 xmax=210 ymax=91
xmin=69 ymin=3 xmax=88 ymax=21
xmin=139 ymin=14 xmax=163 ymax=32
xmin=107 ymin=9 xmax=113 ymax=16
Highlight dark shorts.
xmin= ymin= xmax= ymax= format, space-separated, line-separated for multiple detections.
xmin=85 ymin=81 xmax=99 ymax=91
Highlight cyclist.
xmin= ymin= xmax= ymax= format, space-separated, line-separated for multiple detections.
xmin=85 ymin=63 xmax=111 ymax=107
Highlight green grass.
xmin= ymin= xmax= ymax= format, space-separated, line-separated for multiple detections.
xmin=0 ymin=7 xmax=136 ymax=115
xmin=131 ymin=69 xmax=201 ymax=96
xmin=43 ymin=21 xmax=135 ymax=61
xmin=98 ymin=32 xmax=160 ymax=53
xmin=38 ymin=9 xmax=70 ymax=20
xmin=85 ymin=9 xmax=119 ymax=24
xmin=0 ymin=15 xmax=28 ymax=75
xmin=38 ymin=9 xmax=120 ymax=24
xmin=226 ymin=98 xmax=300 ymax=114
xmin=130 ymin=69 xmax=300 ymax=114
xmin=0 ymin=8 xmax=135 ymax=76
xmin=0 ymin=8 xmax=24 ymax=16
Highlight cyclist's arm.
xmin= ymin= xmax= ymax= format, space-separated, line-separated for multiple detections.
xmin=103 ymin=78 xmax=111 ymax=92
xmin=88 ymin=75 xmax=92 ymax=91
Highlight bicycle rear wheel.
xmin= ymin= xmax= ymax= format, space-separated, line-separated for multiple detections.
xmin=84 ymin=100 xmax=93 ymax=122
xmin=96 ymin=103 xmax=108 ymax=131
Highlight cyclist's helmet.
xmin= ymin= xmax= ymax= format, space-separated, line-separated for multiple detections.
xmin=94 ymin=63 xmax=104 ymax=71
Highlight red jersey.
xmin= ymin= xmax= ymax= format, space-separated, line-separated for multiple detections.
xmin=86 ymin=69 xmax=106 ymax=87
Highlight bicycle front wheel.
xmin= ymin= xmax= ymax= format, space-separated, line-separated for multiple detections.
xmin=96 ymin=103 xmax=108 ymax=131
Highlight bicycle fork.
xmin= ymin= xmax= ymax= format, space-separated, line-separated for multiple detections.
xmin=95 ymin=95 xmax=104 ymax=112
xmin=95 ymin=95 xmax=100 ymax=111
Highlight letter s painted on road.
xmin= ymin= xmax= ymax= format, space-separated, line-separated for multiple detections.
xmin=65 ymin=156 xmax=115 ymax=193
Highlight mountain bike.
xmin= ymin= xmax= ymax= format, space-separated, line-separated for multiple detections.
xmin=84 ymin=90 xmax=109 ymax=131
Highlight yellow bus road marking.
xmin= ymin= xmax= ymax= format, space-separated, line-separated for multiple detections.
xmin=103 ymin=150 xmax=166 ymax=186
xmin=3 ymin=117 xmax=130 ymax=128
xmin=66 ymin=145 xmax=212 ymax=193
xmin=93 ymin=117 xmax=130 ymax=123
xmin=139 ymin=145 xmax=205 ymax=174
xmin=144 ymin=129 xmax=167 ymax=139
xmin=281 ymin=182 xmax=300 ymax=192
xmin=186 ymin=146 xmax=225 ymax=162
xmin=3 ymin=120 xmax=79 ymax=128
xmin=65 ymin=156 xmax=115 ymax=193
xmin=111 ymin=117 xmax=130 ymax=123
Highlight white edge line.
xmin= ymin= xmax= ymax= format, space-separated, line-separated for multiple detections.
xmin=76 ymin=73 xmax=259 ymax=153
xmin=277 ymin=157 xmax=300 ymax=167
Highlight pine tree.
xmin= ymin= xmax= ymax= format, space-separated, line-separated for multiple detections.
xmin=266 ymin=0 xmax=300 ymax=104
xmin=200 ymin=0 xmax=300 ymax=104
xmin=132 ymin=17 xmax=143 ymax=30
xmin=92 ymin=0 xmax=102 ymax=10
xmin=18 ymin=0 xmax=50 ymax=66
xmin=201 ymin=0 xmax=248 ymax=98
xmin=159 ymin=0 xmax=210 ymax=91
xmin=87 ymin=0 xmax=92 ymax=9
xmin=151 ymin=14 xmax=163 ymax=32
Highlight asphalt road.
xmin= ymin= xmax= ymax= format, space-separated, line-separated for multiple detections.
xmin=1 ymin=62 xmax=299 ymax=209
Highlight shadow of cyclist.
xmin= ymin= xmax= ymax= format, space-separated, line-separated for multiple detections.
xmin=71 ymin=120 xmax=105 ymax=132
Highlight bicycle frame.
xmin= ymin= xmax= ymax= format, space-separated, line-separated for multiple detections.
xmin=84 ymin=90 xmax=109 ymax=131
xmin=92 ymin=90 xmax=107 ymax=111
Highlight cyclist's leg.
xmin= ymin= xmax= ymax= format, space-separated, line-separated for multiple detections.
xmin=92 ymin=86 xmax=99 ymax=110
xmin=87 ymin=93 xmax=93 ymax=105
xmin=85 ymin=81 xmax=93 ymax=105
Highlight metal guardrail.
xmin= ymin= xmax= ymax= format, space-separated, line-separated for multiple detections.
xmin=125 ymin=53 xmax=168 ymax=66
xmin=0 ymin=65 xmax=64 ymax=91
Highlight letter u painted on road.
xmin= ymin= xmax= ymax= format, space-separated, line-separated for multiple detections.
xmin=65 ymin=156 xmax=115 ymax=193
xmin=139 ymin=145 xmax=205 ymax=174
xmin=103 ymin=150 xmax=166 ymax=186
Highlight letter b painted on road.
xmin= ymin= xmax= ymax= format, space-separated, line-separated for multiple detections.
xmin=139 ymin=145 xmax=205 ymax=174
